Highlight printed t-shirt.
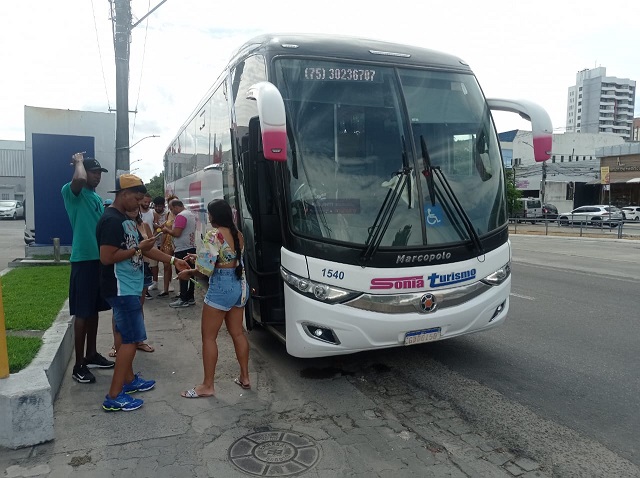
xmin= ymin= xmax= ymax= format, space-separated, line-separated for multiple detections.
xmin=96 ymin=207 xmax=144 ymax=298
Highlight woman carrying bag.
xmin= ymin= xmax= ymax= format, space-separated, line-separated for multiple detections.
xmin=177 ymin=199 xmax=250 ymax=398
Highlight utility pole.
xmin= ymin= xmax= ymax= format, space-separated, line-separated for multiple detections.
xmin=113 ymin=0 xmax=168 ymax=175
xmin=114 ymin=0 xmax=131 ymax=174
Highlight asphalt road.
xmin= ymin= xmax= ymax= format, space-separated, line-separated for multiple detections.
xmin=367 ymin=235 xmax=640 ymax=468
xmin=0 ymin=219 xmax=26 ymax=270
xmin=414 ymin=235 xmax=640 ymax=464
xmin=250 ymin=234 xmax=640 ymax=474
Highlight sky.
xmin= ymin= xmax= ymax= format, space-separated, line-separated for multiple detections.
xmin=1 ymin=0 xmax=638 ymax=183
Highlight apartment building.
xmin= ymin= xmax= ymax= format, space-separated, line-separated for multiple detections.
xmin=565 ymin=67 xmax=636 ymax=140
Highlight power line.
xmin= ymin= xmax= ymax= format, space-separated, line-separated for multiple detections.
xmin=131 ymin=0 xmax=151 ymax=140
xmin=90 ymin=0 xmax=112 ymax=110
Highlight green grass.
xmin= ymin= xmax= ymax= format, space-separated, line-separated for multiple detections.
xmin=6 ymin=336 xmax=43 ymax=373
xmin=2 ymin=266 xmax=71 ymax=330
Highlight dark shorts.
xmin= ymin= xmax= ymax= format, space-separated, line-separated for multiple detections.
xmin=204 ymin=268 xmax=248 ymax=311
xmin=105 ymin=295 xmax=147 ymax=344
xmin=69 ymin=260 xmax=110 ymax=318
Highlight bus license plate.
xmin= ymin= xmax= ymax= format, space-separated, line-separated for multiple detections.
xmin=404 ymin=327 xmax=441 ymax=346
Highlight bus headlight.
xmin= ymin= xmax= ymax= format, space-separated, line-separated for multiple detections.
xmin=281 ymin=268 xmax=361 ymax=304
xmin=481 ymin=262 xmax=511 ymax=286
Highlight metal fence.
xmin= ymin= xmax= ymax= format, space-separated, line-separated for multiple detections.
xmin=508 ymin=218 xmax=640 ymax=239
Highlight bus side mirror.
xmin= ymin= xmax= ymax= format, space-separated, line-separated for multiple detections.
xmin=246 ymin=81 xmax=287 ymax=162
xmin=487 ymin=98 xmax=552 ymax=163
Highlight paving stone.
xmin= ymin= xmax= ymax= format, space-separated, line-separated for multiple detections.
xmin=383 ymin=419 xmax=406 ymax=433
xmin=460 ymin=433 xmax=501 ymax=452
xmin=422 ymin=463 xmax=468 ymax=477
xmin=505 ymin=462 xmax=525 ymax=476
xmin=514 ymin=456 xmax=541 ymax=472
xmin=521 ymin=471 xmax=552 ymax=478
xmin=390 ymin=401 xmax=414 ymax=413
xmin=450 ymin=455 xmax=513 ymax=478
xmin=354 ymin=418 xmax=386 ymax=428
xmin=484 ymin=450 xmax=515 ymax=466
xmin=5 ymin=464 xmax=51 ymax=478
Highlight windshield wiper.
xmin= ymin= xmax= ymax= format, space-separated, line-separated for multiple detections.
xmin=359 ymin=137 xmax=413 ymax=266
xmin=420 ymin=135 xmax=484 ymax=256
xmin=359 ymin=166 xmax=412 ymax=266
xmin=420 ymin=135 xmax=436 ymax=207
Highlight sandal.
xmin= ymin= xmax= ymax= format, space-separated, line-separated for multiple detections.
xmin=137 ymin=342 xmax=155 ymax=353
xmin=181 ymin=387 xmax=214 ymax=399
xmin=234 ymin=377 xmax=251 ymax=390
xmin=108 ymin=345 xmax=117 ymax=358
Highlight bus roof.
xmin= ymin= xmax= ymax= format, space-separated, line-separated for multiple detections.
xmin=228 ymin=33 xmax=473 ymax=73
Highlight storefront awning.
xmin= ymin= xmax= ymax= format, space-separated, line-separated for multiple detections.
xmin=586 ymin=178 xmax=640 ymax=185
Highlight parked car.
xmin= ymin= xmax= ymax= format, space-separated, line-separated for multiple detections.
xmin=0 ymin=200 xmax=24 ymax=220
xmin=621 ymin=206 xmax=640 ymax=221
xmin=24 ymin=224 xmax=35 ymax=245
xmin=512 ymin=198 xmax=543 ymax=223
xmin=557 ymin=205 xmax=623 ymax=227
xmin=542 ymin=203 xmax=558 ymax=220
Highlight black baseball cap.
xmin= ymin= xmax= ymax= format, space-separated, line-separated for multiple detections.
xmin=84 ymin=158 xmax=108 ymax=172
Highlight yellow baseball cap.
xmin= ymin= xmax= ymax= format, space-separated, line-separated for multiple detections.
xmin=108 ymin=174 xmax=147 ymax=193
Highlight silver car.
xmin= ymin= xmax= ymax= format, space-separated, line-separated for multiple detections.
xmin=0 ymin=200 xmax=24 ymax=220
xmin=558 ymin=205 xmax=623 ymax=227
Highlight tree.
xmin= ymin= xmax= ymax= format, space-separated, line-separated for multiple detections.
xmin=505 ymin=169 xmax=521 ymax=217
xmin=145 ymin=172 xmax=164 ymax=200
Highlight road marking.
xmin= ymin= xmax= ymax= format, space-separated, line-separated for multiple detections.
xmin=510 ymin=292 xmax=535 ymax=300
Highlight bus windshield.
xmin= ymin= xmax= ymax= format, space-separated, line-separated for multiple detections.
xmin=274 ymin=58 xmax=506 ymax=248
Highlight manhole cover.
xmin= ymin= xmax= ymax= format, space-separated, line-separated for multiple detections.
xmin=228 ymin=430 xmax=320 ymax=476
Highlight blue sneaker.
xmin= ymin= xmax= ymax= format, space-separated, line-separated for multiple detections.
xmin=122 ymin=373 xmax=156 ymax=394
xmin=103 ymin=393 xmax=143 ymax=412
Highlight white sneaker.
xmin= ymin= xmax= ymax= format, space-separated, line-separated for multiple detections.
xmin=148 ymin=281 xmax=158 ymax=291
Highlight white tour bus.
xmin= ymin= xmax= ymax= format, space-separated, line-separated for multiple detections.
xmin=165 ymin=33 xmax=552 ymax=358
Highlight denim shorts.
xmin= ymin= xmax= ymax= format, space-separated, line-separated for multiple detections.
xmin=105 ymin=295 xmax=147 ymax=344
xmin=204 ymin=268 xmax=248 ymax=311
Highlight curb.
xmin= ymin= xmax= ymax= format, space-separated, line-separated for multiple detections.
xmin=0 ymin=266 xmax=73 ymax=449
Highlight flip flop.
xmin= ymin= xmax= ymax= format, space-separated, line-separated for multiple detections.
xmin=181 ymin=387 xmax=214 ymax=399
xmin=108 ymin=345 xmax=117 ymax=358
xmin=137 ymin=343 xmax=155 ymax=353
xmin=234 ymin=377 xmax=251 ymax=390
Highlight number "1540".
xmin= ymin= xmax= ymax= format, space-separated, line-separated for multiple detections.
xmin=322 ymin=268 xmax=345 ymax=280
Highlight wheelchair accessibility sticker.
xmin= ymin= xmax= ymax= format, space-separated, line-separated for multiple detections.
xmin=424 ymin=204 xmax=444 ymax=227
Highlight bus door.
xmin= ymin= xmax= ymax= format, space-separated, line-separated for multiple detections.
xmin=239 ymin=116 xmax=286 ymax=329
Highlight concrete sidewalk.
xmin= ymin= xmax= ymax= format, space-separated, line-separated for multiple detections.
xmin=1 ymin=279 xmax=550 ymax=477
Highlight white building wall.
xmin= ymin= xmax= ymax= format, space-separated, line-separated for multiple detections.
xmin=24 ymin=106 xmax=115 ymax=233
xmin=0 ymin=140 xmax=26 ymax=200
xmin=501 ymin=130 xmax=626 ymax=192
xmin=565 ymin=67 xmax=636 ymax=139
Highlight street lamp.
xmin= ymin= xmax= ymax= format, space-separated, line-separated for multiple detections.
xmin=115 ymin=135 xmax=159 ymax=176
xmin=116 ymin=135 xmax=160 ymax=151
